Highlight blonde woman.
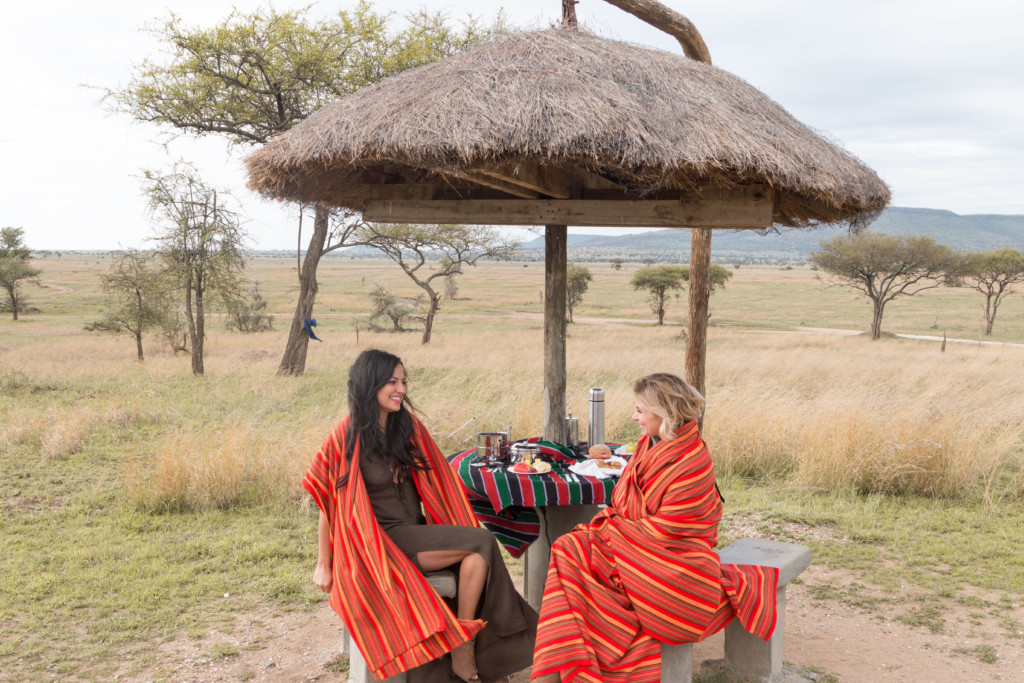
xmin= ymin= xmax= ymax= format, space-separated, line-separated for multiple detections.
xmin=532 ymin=373 xmax=778 ymax=683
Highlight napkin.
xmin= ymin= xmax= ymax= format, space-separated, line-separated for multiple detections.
xmin=568 ymin=456 xmax=627 ymax=479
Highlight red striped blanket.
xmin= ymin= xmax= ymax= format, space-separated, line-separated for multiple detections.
xmin=302 ymin=416 xmax=484 ymax=680
xmin=531 ymin=421 xmax=778 ymax=683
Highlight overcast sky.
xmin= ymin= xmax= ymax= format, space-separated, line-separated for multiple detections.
xmin=2 ymin=0 xmax=1022 ymax=250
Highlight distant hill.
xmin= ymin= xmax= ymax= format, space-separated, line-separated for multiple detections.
xmin=516 ymin=207 xmax=1024 ymax=264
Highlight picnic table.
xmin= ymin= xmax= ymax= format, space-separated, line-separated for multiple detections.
xmin=448 ymin=439 xmax=625 ymax=608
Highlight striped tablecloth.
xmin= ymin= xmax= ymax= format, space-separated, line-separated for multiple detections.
xmin=447 ymin=440 xmax=621 ymax=557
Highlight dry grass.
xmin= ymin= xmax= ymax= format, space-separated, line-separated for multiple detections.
xmin=124 ymin=423 xmax=323 ymax=511
xmin=40 ymin=409 xmax=95 ymax=458
xmin=4 ymin=259 xmax=1023 ymax=506
xmin=703 ymin=333 xmax=1024 ymax=497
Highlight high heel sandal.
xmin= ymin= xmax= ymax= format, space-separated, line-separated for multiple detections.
xmin=450 ymin=637 xmax=479 ymax=682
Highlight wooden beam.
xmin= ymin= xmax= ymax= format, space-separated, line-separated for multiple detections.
xmin=361 ymin=184 xmax=438 ymax=202
xmin=476 ymin=164 xmax=574 ymax=199
xmin=460 ymin=172 xmax=541 ymax=199
xmin=363 ymin=189 xmax=773 ymax=228
xmin=601 ymin=0 xmax=711 ymax=64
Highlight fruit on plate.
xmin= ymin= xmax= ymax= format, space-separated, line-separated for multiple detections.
xmin=511 ymin=462 xmax=536 ymax=474
xmin=588 ymin=443 xmax=612 ymax=459
xmin=624 ymin=443 xmax=637 ymax=453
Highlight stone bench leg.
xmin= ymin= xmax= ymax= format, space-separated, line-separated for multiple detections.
xmin=349 ymin=641 xmax=407 ymax=683
xmin=724 ymin=584 xmax=786 ymax=682
xmin=524 ymin=505 xmax=603 ymax=610
xmin=718 ymin=538 xmax=812 ymax=683
xmin=660 ymin=642 xmax=694 ymax=683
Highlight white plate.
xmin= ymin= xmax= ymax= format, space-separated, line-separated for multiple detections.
xmin=569 ymin=456 xmax=628 ymax=479
xmin=614 ymin=445 xmax=636 ymax=456
xmin=506 ymin=463 xmax=552 ymax=475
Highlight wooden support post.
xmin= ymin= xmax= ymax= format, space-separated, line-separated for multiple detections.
xmin=602 ymin=0 xmax=718 ymax=405
xmin=544 ymin=225 xmax=567 ymax=444
xmin=685 ymin=227 xmax=712 ymax=397
xmin=562 ymin=0 xmax=578 ymax=29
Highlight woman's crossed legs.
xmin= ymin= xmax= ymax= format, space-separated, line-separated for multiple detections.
xmin=416 ymin=549 xmax=489 ymax=682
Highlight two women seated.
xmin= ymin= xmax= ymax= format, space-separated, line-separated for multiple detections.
xmin=304 ymin=350 xmax=775 ymax=683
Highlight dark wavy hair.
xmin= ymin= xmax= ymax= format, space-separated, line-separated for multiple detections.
xmin=337 ymin=349 xmax=429 ymax=489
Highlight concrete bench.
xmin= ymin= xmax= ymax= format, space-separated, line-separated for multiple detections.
xmin=347 ymin=538 xmax=810 ymax=683
xmin=345 ymin=570 xmax=457 ymax=683
xmin=660 ymin=537 xmax=813 ymax=682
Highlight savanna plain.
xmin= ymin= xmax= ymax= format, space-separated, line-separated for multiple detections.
xmin=2 ymin=256 xmax=1024 ymax=682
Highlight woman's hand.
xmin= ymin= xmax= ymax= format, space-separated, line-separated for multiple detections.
xmin=314 ymin=562 xmax=333 ymax=593
xmin=314 ymin=511 xmax=333 ymax=593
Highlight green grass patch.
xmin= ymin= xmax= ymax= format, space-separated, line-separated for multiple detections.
xmin=323 ymin=654 xmax=350 ymax=673
xmin=953 ymin=644 xmax=998 ymax=663
xmin=211 ymin=643 xmax=241 ymax=658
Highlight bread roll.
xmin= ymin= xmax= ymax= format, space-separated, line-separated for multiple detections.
xmin=588 ymin=443 xmax=612 ymax=459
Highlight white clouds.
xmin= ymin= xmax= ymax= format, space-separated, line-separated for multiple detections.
xmin=2 ymin=0 xmax=1023 ymax=249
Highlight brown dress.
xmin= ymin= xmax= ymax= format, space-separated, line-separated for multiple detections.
xmin=361 ymin=454 xmax=538 ymax=683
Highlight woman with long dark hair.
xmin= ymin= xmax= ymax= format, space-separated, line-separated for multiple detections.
xmin=303 ymin=349 xmax=537 ymax=683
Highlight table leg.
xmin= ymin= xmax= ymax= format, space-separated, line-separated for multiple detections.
xmin=524 ymin=504 xmax=602 ymax=610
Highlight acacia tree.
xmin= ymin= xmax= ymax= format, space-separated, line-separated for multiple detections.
xmin=106 ymin=3 xmax=509 ymax=375
xmin=85 ymin=249 xmax=171 ymax=361
xmin=812 ymin=232 xmax=955 ymax=340
xmin=0 ymin=227 xmax=41 ymax=320
xmin=144 ymin=164 xmax=247 ymax=375
xmin=630 ymin=263 xmax=730 ymax=325
xmin=366 ymin=283 xmax=420 ymax=332
xmin=566 ymin=263 xmax=593 ymax=323
xmin=957 ymin=247 xmax=1024 ymax=335
xmin=358 ymin=223 xmax=517 ymax=344
xmin=631 ymin=265 xmax=687 ymax=324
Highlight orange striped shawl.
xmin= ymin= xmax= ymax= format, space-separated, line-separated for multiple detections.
xmin=302 ymin=415 xmax=484 ymax=680
xmin=594 ymin=421 xmax=778 ymax=643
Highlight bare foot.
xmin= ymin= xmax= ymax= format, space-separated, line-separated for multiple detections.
xmin=451 ymin=639 xmax=479 ymax=682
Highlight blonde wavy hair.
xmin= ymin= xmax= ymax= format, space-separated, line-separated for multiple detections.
xmin=633 ymin=373 xmax=705 ymax=440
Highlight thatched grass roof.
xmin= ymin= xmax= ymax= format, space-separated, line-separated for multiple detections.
xmin=246 ymin=29 xmax=890 ymax=228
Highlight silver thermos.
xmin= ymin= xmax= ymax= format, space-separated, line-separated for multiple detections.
xmin=587 ymin=388 xmax=605 ymax=446
xmin=564 ymin=411 xmax=580 ymax=450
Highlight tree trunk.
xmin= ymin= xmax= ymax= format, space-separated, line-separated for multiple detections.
xmin=870 ymin=299 xmax=885 ymax=340
xmin=192 ymin=273 xmax=205 ymax=375
xmin=685 ymin=228 xmax=712 ymax=396
xmin=544 ymin=225 xmax=568 ymax=444
xmin=135 ymin=330 xmax=144 ymax=363
xmin=183 ymin=270 xmax=202 ymax=375
xmin=422 ymin=292 xmax=440 ymax=344
xmin=278 ymin=204 xmax=330 ymax=376
xmin=657 ymin=292 xmax=666 ymax=325
xmin=8 ymin=287 xmax=17 ymax=321
xmin=984 ymin=292 xmax=995 ymax=335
